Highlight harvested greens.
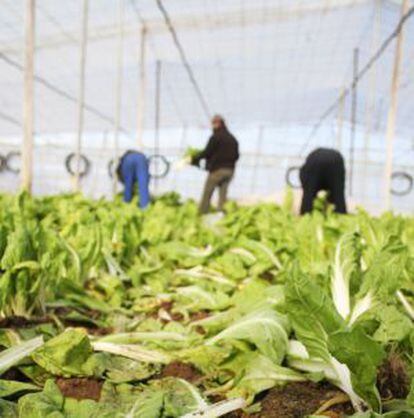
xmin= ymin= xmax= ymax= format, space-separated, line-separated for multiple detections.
xmin=0 ymin=192 xmax=414 ymax=417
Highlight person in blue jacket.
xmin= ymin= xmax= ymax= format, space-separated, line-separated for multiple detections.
xmin=116 ymin=150 xmax=150 ymax=209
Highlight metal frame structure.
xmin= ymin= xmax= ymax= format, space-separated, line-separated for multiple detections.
xmin=21 ymin=0 xmax=35 ymax=192
xmin=0 ymin=0 xmax=411 ymax=213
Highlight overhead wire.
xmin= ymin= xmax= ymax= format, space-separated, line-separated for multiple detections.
xmin=128 ymin=0 xmax=188 ymax=128
xmin=300 ymin=4 xmax=414 ymax=156
xmin=155 ymin=0 xmax=211 ymax=121
xmin=0 ymin=51 xmax=120 ymax=127
xmin=36 ymin=3 xmax=77 ymax=42
xmin=0 ymin=3 xmax=134 ymax=137
xmin=0 ymin=110 xmax=20 ymax=127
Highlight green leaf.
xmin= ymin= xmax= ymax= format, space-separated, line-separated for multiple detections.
xmin=207 ymin=308 xmax=290 ymax=364
xmin=18 ymin=380 xmax=101 ymax=418
xmin=92 ymin=341 xmax=171 ymax=364
xmin=0 ymin=379 xmax=40 ymax=399
xmin=118 ymin=390 xmax=164 ymax=418
xmin=32 ymin=329 xmax=105 ymax=377
xmin=331 ymin=233 xmax=361 ymax=320
xmin=18 ymin=380 xmax=65 ymax=418
xmin=231 ymin=354 xmax=306 ymax=399
xmin=0 ymin=399 xmax=18 ymax=418
xmin=286 ymin=267 xmax=383 ymax=412
xmin=105 ymin=356 xmax=160 ymax=383
xmin=372 ymin=305 xmax=413 ymax=343
xmin=329 ymin=328 xmax=384 ymax=411
xmin=0 ymin=336 xmax=44 ymax=375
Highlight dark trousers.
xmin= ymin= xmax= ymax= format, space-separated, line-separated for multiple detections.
xmin=300 ymin=149 xmax=347 ymax=215
xmin=199 ymin=168 xmax=234 ymax=214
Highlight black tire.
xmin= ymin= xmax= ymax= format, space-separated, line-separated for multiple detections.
xmin=110 ymin=154 xmax=170 ymax=180
xmin=285 ymin=166 xmax=302 ymax=189
xmin=391 ymin=171 xmax=413 ymax=196
xmin=65 ymin=153 xmax=91 ymax=177
xmin=5 ymin=151 xmax=21 ymax=174
xmin=108 ymin=158 xmax=117 ymax=178
xmin=0 ymin=154 xmax=7 ymax=173
xmin=148 ymin=154 xmax=170 ymax=179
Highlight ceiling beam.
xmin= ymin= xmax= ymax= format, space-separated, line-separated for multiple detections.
xmin=0 ymin=0 xmax=369 ymax=55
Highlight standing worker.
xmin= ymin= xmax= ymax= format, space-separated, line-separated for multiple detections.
xmin=117 ymin=150 xmax=150 ymax=209
xmin=299 ymin=148 xmax=347 ymax=215
xmin=192 ymin=115 xmax=240 ymax=214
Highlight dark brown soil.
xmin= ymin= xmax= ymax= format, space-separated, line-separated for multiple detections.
xmin=188 ymin=311 xmax=211 ymax=335
xmin=151 ymin=301 xmax=184 ymax=322
xmin=190 ymin=310 xmax=210 ymax=321
xmin=1 ymin=367 xmax=31 ymax=383
xmin=0 ymin=306 xmax=110 ymax=332
xmin=0 ymin=311 xmax=112 ymax=336
xmin=53 ymin=307 xmax=103 ymax=322
xmin=84 ymin=326 xmax=113 ymax=336
xmin=260 ymin=271 xmax=275 ymax=283
xmin=377 ymin=353 xmax=410 ymax=400
xmin=160 ymin=361 xmax=202 ymax=383
xmin=56 ymin=378 xmax=103 ymax=401
xmin=225 ymin=382 xmax=353 ymax=418
xmin=0 ymin=316 xmax=50 ymax=328
xmin=61 ymin=320 xmax=113 ymax=336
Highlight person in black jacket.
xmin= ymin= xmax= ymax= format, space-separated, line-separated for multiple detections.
xmin=299 ymin=148 xmax=347 ymax=215
xmin=192 ymin=115 xmax=239 ymax=214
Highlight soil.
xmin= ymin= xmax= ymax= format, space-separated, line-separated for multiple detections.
xmin=61 ymin=319 xmax=113 ymax=336
xmin=51 ymin=307 xmax=72 ymax=317
xmin=56 ymin=378 xmax=103 ymax=401
xmin=1 ymin=367 xmax=31 ymax=383
xmin=0 ymin=310 xmax=112 ymax=336
xmin=377 ymin=353 xmax=410 ymax=400
xmin=160 ymin=361 xmax=202 ymax=384
xmin=190 ymin=310 xmax=210 ymax=335
xmin=190 ymin=310 xmax=210 ymax=322
xmin=0 ymin=316 xmax=50 ymax=329
xmin=151 ymin=301 xmax=184 ymax=322
xmin=260 ymin=271 xmax=276 ymax=283
xmin=83 ymin=326 xmax=114 ymax=336
xmin=225 ymin=382 xmax=353 ymax=418
xmin=52 ymin=307 xmax=103 ymax=322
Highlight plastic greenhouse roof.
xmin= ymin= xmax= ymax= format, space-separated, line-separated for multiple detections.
xmin=0 ymin=0 xmax=412 ymax=149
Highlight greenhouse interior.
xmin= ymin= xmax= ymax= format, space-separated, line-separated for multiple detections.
xmin=0 ymin=0 xmax=414 ymax=417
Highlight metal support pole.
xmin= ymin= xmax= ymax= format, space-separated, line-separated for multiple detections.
xmin=336 ymin=88 xmax=345 ymax=152
xmin=349 ymin=48 xmax=359 ymax=197
xmin=251 ymin=126 xmax=264 ymax=194
xmin=154 ymin=60 xmax=162 ymax=193
xmin=172 ymin=124 xmax=188 ymax=186
xmin=113 ymin=0 xmax=124 ymax=196
xmin=384 ymin=0 xmax=408 ymax=211
xmin=22 ymin=0 xmax=35 ymax=193
xmin=137 ymin=25 xmax=147 ymax=149
xmin=74 ymin=0 xmax=89 ymax=191
xmin=363 ymin=0 xmax=381 ymax=199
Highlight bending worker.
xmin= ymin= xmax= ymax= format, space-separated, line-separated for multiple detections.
xmin=192 ymin=115 xmax=239 ymax=214
xmin=117 ymin=150 xmax=150 ymax=209
xmin=299 ymin=147 xmax=347 ymax=215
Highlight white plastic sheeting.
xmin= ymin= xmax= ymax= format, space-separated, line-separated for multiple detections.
xmin=0 ymin=0 xmax=412 ymax=211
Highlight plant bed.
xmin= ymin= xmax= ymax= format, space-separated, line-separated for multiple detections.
xmin=0 ymin=193 xmax=413 ymax=417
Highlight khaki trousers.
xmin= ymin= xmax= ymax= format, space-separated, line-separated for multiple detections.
xmin=199 ymin=168 xmax=234 ymax=214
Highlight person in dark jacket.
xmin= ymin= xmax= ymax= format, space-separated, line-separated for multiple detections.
xmin=299 ymin=148 xmax=347 ymax=215
xmin=117 ymin=150 xmax=150 ymax=209
xmin=192 ymin=115 xmax=239 ymax=214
